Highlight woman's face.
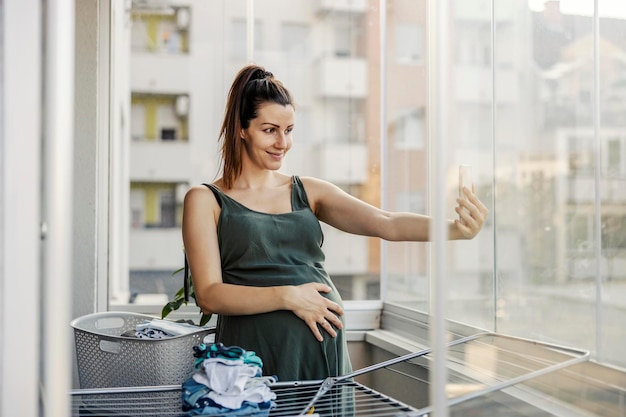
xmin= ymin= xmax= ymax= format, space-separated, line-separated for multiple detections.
xmin=241 ymin=102 xmax=295 ymax=171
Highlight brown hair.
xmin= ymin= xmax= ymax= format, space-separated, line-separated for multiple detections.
xmin=219 ymin=64 xmax=294 ymax=189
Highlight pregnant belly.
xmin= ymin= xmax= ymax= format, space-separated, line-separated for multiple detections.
xmin=217 ymin=310 xmax=345 ymax=381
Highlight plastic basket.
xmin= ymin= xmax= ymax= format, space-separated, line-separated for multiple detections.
xmin=71 ymin=311 xmax=214 ymax=388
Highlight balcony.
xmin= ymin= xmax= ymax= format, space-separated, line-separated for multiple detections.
xmin=315 ymin=56 xmax=368 ymax=99
xmin=455 ymin=66 xmax=517 ymax=103
xmin=316 ymin=0 xmax=368 ymax=13
xmin=71 ymin=303 xmax=626 ymax=417
xmin=313 ymin=142 xmax=368 ymax=184
xmin=129 ymin=227 xmax=182 ymax=270
xmin=130 ymin=52 xmax=190 ymax=93
xmin=564 ymin=176 xmax=626 ymax=203
xmin=130 ymin=140 xmax=191 ymax=182
xmin=453 ymin=0 xmax=516 ymax=21
xmin=567 ymin=251 xmax=626 ymax=280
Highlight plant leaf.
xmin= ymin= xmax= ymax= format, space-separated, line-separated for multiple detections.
xmin=161 ymin=298 xmax=186 ymax=319
xmin=163 ymin=261 xmax=209 ymax=325
xmin=173 ymin=286 xmax=185 ymax=299
xmin=161 ymin=304 xmax=173 ymax=319
xmin=199 ymin=313 xmax=211 ymax=326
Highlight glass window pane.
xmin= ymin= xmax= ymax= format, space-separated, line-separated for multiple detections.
xmin=395 ymin=23 xmax=424 ymax=64
xmin=255 ymin=0 xmax=375 ymax=300
xmin=117 ymin=0 xmax=379 ymax=313
xmin=107 ymin=0 xmax=626 ymax=372
xmin=600 ymin=9 xmax=626 ymax=366
xmin=384 ymin=0 xmax=430 ymax=306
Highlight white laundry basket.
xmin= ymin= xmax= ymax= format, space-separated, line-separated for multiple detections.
xmin=71 ymin=311 xmax=213 ymax=388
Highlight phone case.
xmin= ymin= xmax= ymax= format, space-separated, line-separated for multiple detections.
xmin=459 ymin=164 xmax=473 ymax=197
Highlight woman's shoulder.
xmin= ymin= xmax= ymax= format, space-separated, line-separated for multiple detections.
xmin=184 ymin=183 xmax=221 ymax=208
xmin=296 ymin=176 xmax=339 ymax=207
xmin=298 ymin=176 xmax=336 ymax=191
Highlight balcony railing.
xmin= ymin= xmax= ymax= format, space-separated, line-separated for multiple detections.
xmin=316 ymin=0 xmax=368 ymax=13
xmin=130 ymin=140 xmax=191 ymax=182
xmin=131 ymin=52 xmax=190 ymax=93
xmin=315 ymin=56 xmax=368 ymax=99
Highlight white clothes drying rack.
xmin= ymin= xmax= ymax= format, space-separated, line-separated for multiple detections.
xmin=70 ymin=331 xmax=590 ymax=416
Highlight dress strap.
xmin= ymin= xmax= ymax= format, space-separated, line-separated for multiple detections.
xmin=291 ymin=176 xmax=313 ymax=211
xmin=202 ymin=183 xmax=223 ymax=208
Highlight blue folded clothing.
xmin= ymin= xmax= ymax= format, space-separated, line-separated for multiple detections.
xmin=181 ymin=343 xmax=277 ymax=416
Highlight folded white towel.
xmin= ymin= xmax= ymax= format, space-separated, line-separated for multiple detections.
xmin=135 ymin=319 xmax=202 ymax=336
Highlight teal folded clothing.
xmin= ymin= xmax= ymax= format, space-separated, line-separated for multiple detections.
xmin=192 ymin=342 xmax=264 ymax=369
xmin=182 ymin=343 xmax=277 ymax=415
xmin=182 ymin=378 xmax=275 ymax=416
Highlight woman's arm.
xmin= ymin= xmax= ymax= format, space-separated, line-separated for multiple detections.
xmin=301 ymin=177 xmax=488 ymax=241
xmin=182 ymin=185 xmax=343 ymax=341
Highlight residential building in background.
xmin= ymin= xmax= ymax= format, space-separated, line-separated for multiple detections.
xmin=114 ymin=0 xmax=626 ymax=368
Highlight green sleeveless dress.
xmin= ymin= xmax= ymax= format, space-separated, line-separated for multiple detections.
xmin=204 ymin=176 xmax=353 ymax=382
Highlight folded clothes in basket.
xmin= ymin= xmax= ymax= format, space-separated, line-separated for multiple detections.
xmin=181 ymin=343 xmax=277 ymax=416
xmin=120 ymin=319 xmax=207 ymax=339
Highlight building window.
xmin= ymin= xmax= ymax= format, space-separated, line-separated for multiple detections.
xmin=568 ymin=136 xmax=594 ymax=175
xmin=231 ymin=19 xmax=262 ymax=61
xmin=131 ymin=94 xmax=188 ymax=142
xmin=131 ymin=104 xmax=146 ymax=142
xmin=130 ymin=189 xmax=146 ymax=229
xmin=159 ymin=190 xmax=176 ymax=228
xmin=130 ymin=7 xmax=190 ymax=54
xmin=328 ymin=14 xmax=361 ymax=58
xmin=131 ymin=183 xmax=181 ymax=229
xmin=282 ymin=23 xmax=310 ymax=60
xmin=394 ymin=108 xmax=425 ymax=150
xmin=335 ymin=22 xmax=352 ymax=57
xmin=602 ymin=215 xmax=626 ymax=250
xmin=395 ymin=23 xmax=424 ymax=64
xmin=566 ymin=214 xmax=591 ymax=252
xmin=161 ymin=128 xmax=177 ymax=141
xmin=605 ymin=137 xmax=625 ymax=177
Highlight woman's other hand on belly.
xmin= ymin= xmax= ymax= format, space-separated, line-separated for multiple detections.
xmin=282 ymin=282 xmax=344 ymax=342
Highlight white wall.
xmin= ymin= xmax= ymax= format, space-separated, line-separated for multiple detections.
xmin=1 ymin=1 xmax=43 ymax=415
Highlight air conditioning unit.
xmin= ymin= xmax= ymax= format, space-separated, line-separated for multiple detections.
xmin=176 ymin=7 xmax=190 ymax=30
xmin=175 ymin=183 xmax=188 ymax=204
xmin=175 ymin=95 xmax=189 ymax=117
xmin=131 ymin=0 xmax=175 ymax=15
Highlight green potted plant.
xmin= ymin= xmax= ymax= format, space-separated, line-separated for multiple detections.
xmin=161 ymin=265 xmax=212 ymax=326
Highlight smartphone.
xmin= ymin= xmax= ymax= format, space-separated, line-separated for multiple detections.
xmin=458 ymin=164 xmax=473 ymax=197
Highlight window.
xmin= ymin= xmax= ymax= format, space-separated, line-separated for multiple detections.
xmin=130 ymin=7 xmax=189 ymax=54
xmin=131 ymin=104 xmax=146 ymax=142
xmin=231 ymin=19 xmax=247 ymax=60
xmin=395 ymin=23 xmax=424 ymax=64
xmin=130 ymin=189 xmax=146 ymax=229
xmin=131 ymin=94 xmax=188 ymax=142
xmin=566 ymin=214 xmax=589 ymax=251
xmin=282 ymin=23 xmax=310 ymax=59
xmin=231 ymin=19 xmax=262 ymax=61
xmin=161 ymin=128 xmax=177 ymax=141
xmin=335 ymin=22 xmax=352 ymax=57
xmin=159 ymin=190 xmax=176 ymax=228
xmin=605 ymin=137 xmax=625 ymax=177
xmin=568 ymin=136 xmax=594 ymax=174
xmin=602 ymin=215 xmax=626 ymax=250
xmin=131 ymin=183 xmax=181 ymax=229
xmin=394 ymin=108 xmax=424 ymax=150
